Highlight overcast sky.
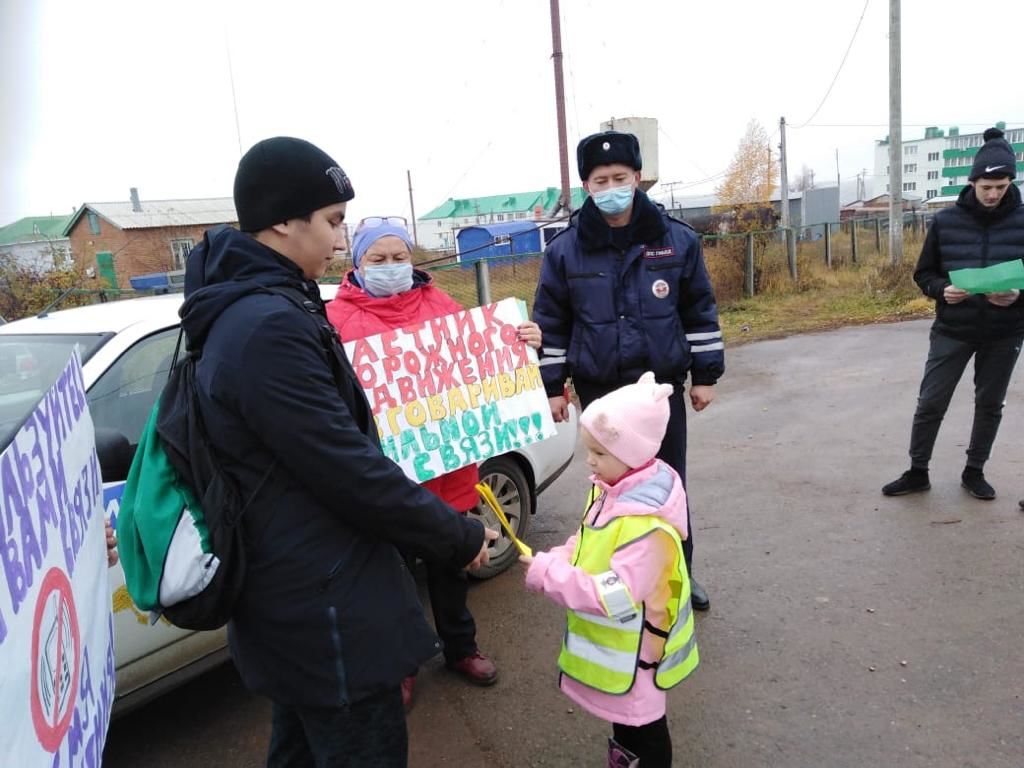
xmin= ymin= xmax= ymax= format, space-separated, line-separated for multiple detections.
xmin=2 ymin=0 xmax=1023 ymax=227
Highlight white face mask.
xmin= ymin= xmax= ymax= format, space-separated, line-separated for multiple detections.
xmin=362 ymin=262 xmax=413 ymax=296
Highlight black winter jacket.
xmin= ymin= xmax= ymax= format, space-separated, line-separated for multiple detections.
xmin=533 ymin=191 xmax=724 ymax=394
xmin=180 ymin=225 xmax=485 ymax=707
xmin=914 ymin=184 xmax=1024 ymax=341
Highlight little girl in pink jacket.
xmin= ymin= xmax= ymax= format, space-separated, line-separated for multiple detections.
xmin=522 ymin=372 xmax=697 ymax=768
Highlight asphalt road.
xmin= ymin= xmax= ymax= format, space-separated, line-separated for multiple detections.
xmin=103 ymin=319 xmax=1024 ymax=767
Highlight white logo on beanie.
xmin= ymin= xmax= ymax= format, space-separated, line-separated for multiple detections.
xmin=602 ymin=141 xmax=611 ymax=151
xmin=326 ymin=167 xmax=353 ymax=197
xmin=985 ymin=165 xmax=1007 ymax=173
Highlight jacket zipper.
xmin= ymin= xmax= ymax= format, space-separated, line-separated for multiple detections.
xmin=327 ymin=605 xmax=349 ymax=706
xmin=318 ymin=558 xmax=345 ymax=593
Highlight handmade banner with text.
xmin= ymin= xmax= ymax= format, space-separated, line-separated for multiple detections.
xmin=0 ymin=351 xmax=115 ymax=767
xmin=342 ymin=298 xmax=557 ymax=481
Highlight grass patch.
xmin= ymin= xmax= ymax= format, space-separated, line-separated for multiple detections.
xmin=709 ymin=234 xmax=934 ymax=345
xmin=719 ymin=281 xmax=933 ymax=344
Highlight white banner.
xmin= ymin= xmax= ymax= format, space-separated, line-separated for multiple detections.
xmin=343 ymin=298 xmax=557 ymax=481
xmin=0 ymin=351 xmax=115 ymax=767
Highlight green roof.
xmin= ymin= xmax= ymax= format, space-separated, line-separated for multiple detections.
xmin=0 ymin=215 xmax=73 ymax=245
xmin=420 ymin=187 xmax=587 ymax=220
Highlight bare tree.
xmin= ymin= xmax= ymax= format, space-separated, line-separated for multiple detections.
xmin=790 ymin=164 xmax=816 ymax=192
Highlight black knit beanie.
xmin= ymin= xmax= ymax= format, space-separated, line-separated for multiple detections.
xmin=577 ymin=131 xmax=642 ymax=180
xmin=968 ymin=128 xmax=1017 ymax=181
xmin=233 ymin=137 xmax=355 ymax=232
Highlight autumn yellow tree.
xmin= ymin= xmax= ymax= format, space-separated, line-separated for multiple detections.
xmin=0 ymin=254 xmax=91 ymax=322
xmin=714 ymin=119 xmax=779 ymax=233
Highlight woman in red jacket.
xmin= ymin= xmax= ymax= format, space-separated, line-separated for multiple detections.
xmin=327 ymin=216 xmax=541 ymax=709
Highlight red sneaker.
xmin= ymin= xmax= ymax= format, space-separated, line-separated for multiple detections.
xmin=400 ymin=675 xmax=416 ymax=712
xmin=447 ymin=651 xmax=498 ymax=686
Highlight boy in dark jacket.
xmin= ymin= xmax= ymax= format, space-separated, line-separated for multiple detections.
xmin=183 ymin=137 xmax=495 ymax=767
xmin=883 ymin=128 xmax=1024 ymax=500
xmin=533 ymin=130 xmax=724 ymax=611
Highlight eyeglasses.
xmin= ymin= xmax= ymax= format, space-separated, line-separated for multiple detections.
xmin=357 ymin=216 xmax=408 ymax=232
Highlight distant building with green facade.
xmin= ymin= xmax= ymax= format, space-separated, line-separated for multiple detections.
xmin=416 ymin=186 xmax=586 ymax=250
xmin=940 ymin=124 xmax=1024 ymax=195
xmin=874 ymin=122 xmax=1024 ymax=202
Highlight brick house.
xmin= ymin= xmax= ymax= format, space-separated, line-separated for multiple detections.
xmin=63 ymin=190 xmax=237 ymax=289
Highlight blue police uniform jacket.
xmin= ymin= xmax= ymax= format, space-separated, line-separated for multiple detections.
xmin=533 ymin=190 xmax=725 ymax=395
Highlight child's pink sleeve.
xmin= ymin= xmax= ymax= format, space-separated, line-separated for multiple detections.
xmin=524 ymin=535 xmax=576 ymax=592
xmin=525 ymin=530 xmax=676 ymax=616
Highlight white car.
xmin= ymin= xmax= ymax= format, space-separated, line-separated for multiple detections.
xmin=0 ymin=291 xmax=577 ymax=712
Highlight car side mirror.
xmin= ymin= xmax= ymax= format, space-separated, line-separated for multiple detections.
xmin=95 ymin=427 xmax=134 ymax=483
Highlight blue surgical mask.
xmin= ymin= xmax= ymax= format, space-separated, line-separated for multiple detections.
xmin=592 ymin=184 xmax=635 ymax=215
xmin=362 ymin=262 xmax=414 ymax=297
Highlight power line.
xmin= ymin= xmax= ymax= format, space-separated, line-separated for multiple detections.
xmin=790 ymin=0 xmax=871 ymax=130
xmin=793 ymin=122 xmax=1024 ymax=128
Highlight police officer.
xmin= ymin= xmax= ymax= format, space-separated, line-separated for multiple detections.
xmin=533 ymin=130 xmax=724 ymax=610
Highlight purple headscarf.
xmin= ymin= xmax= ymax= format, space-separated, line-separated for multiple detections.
xmin=351 ymin=223 xmax=414 ymax=268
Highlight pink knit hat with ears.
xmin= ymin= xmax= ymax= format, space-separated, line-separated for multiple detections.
xmin=580 ymin=372 xmax=673 ymax=468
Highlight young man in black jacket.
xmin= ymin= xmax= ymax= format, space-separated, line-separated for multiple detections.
xmin=183 ymin=137 xmax=495 ymax=767
xmin=883 ymin=128 xmax=1024 ymax=500
xmin=533 ymin=131 xmax=724 ymax=611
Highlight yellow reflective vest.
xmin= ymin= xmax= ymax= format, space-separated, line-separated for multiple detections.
xmin=557 ymin=490 xmax=699 ymax=695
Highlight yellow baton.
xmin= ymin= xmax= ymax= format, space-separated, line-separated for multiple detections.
xmin=475 ymin=482 xmax=533 ymax=558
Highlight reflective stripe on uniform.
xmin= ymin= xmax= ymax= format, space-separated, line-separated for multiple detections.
xmin=564 ymin=630 xmax=638 ymax=676
xmin=691 ymin=342 xmax=724 ymax=352
xmin=542 ymin=346 xmax=567 ymax=356
xmin=668 ymin=591 xmax=692 ymax=630
xmin=573 ymin=608 xmax=643 ymax=632
xmin=539 ymin=356 xmax=567 ymax=366
xmin=592 ymin=570 xmax=639 ymax=622
xmin=656 ymin=631 xmax=699 ymax=680
xmin=685 ymin=331 xmax=722 ymax=341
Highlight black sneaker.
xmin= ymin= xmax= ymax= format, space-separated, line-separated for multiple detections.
xmin=882 ymin=469 xmax=930 ymax=496
xmin=961 ymin=469 xmax=995 ymax=500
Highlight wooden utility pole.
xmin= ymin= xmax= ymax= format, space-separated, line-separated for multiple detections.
xmin=662 ymin=181 xmax=687 ymax=210
xmin=779 ymin=117 xmax=790 ymax=231
xmin=888 ymin=0 xmax=903 ymax=264
xmin=549 ymin=0 xmax=572 ymax=215
xmin=779 ymin=116 xmax=796 ymax=279
xmin=406 ymin=170 xmax=419 ymax=246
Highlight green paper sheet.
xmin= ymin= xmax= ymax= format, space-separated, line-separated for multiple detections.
xmin=949 ymin=259 xmax=1024 ymax=294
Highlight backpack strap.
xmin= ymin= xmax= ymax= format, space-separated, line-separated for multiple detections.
xmin=261 ymin=284 xmax=379 ymax=446
xmin=262 ymin=285 xmax=353 ymax=383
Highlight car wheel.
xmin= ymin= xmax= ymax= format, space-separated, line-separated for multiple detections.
xmin=468 ymin=455 xmax=534 ymax=579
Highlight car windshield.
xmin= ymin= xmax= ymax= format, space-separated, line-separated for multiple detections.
xmin=0 ymin=333 xmax=110 ymax=448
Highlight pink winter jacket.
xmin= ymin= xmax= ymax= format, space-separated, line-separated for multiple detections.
xmin=525 ymin=459 xmax=690 ymax=726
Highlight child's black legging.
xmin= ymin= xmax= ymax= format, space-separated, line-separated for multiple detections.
xmin=613 ymin=716 xmax=672 ymax=767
